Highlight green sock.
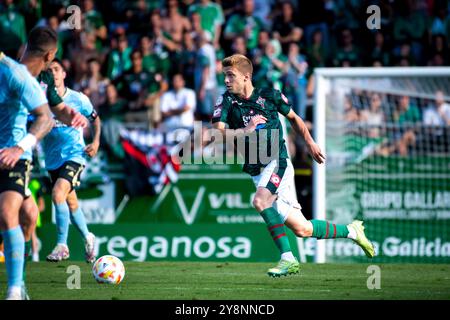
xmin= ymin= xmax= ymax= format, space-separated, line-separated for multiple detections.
xmin=23 ymin=240 xmax=32 ymax=282
xmin=260 ymin=207 xmax=291 ymax=254
xmin=310 ymin=220 xmax=349 ymax=239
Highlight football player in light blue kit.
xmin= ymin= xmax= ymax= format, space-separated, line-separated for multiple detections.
xmin=44 ymin=59 xmax=101 ymax=263
xmin=0 ymin=51 xmax=53 ymax=300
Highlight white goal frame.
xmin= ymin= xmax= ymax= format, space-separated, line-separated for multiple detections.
xmin=313 ymin=67 xmax=450 ymax=263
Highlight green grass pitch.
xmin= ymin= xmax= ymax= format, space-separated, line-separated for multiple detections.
xmin=1 ymin=261 xmax=450 ymax=300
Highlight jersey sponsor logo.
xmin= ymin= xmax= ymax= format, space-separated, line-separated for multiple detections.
xmin=270 ymin=173 xmax=281 ymax=188
xmin=232 ymin=99 xmax=243 ymax=105
xmin=281 ymin=93 xmax=289 ymax=104
xmin=256 ymin=96 xmax=266 ymax=108
xmin=54 ymin=119 xmax=68 ymax=128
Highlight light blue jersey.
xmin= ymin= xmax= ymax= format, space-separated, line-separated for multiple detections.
xmin=42 ymin=88 xmax=94 ymax=170
xmin=0 ymin=52 xmax=48 ymax=160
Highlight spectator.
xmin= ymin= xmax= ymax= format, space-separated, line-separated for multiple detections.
xmin=178 ymin=31 xmax=197 ymax=89
xmin=231 ymin=36 xmax=248 ymax=56
xmin=149 ymin=9 xmax=179 ymax=53
xmin=223 ymin=0 xmax=265 ymax=51
xmin=422 ymin=90 xmax=450 ymax=151
xmin=423 ymin=90 xmax=450 ymax=126
xmin=140 ymin=35 xmax=170 ymax=79
xmin=99 ymin=83 xmax=128 ymax=159
xmin=391 ymin=95 xmax=422 ymax=155
xmin=392 ymin=0 xmax=427 ymax=64
xmin=427 ymin=34 xmax=449 ymax=66
xmin=69 ymin=32 xmax=103 ymax=83
xmin=306 ymin=28 xmax=328 ymax=69
xmin=76 ymin=58 xmax=110 ymax=109
xmin=297 ymin=0 xmax=330 ymax=49
xmin=429 ymin=2 xmax=448 ymax=37
xmin=333 ymin=28 xmax=361 ymax=67
xmin=393 ymin=41 xmax=416 ymax=66
xmin=187 ymin=0 xmax=225 ymax=49
xmin=272 ymin=1 xmax=303 ymax=54
xmin=0 ymin=0 xmax=27 ymax=56
xmin=283 ymin=42 xmax=309 ymax=119
xmin=253 ymin=39 xmax=286 ymax=90
xmin=162 ymin=0 xmax=192 ymax=46
xmin=82 ymin=0 xmax=108 ymax=49
xmin=20 ymin=0 xmax=42 ymax=32
xmin=125 ymin=0 xmax=152 ymax=38
xmin=194 ymin=31 xmax=218 ymax=120
xmin=106 ymin=34 xmax=133 ymax=80
xmin=249 ymin=29 xmax=271 ymax=62
xmin=114 ymin=49 xmax=168 ymax=128
xmin=369 ymin=31 xmax=391 ymax=67
xmin=360 ymin=93 xmax=386 ymax=138
xmin=344 ymin=94 xmax=360 ymax=123
xmin=160 ymin=73 xmax=196 ymax=131
xmin=253 ymin=0 xmax=275 ymax=29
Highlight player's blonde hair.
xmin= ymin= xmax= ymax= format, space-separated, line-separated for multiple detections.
xmin=222 ymin=54 xmax=253 ymax=76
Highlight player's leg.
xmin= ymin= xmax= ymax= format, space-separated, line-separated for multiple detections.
xmin=0 ymin=160 xmax=33 ymax=299
xmin=0 ymin=191 xmax=26 ymax=299
xmin=253 ymin=187 xmax=300 ymax=277
xmin=18 ymin=196 xmax=39 ymax=299
xmin=66 ymin=190 xmax=96 ymax=263
xmin=285 ymin=211 xmax=375 ymax=258
xmin=252 ymin=159 xmax=300 ymax=277
xmin=279 ymin=161 xmax=375 ymax=258
xmin=46 ymin=173 xmax=72 ymax=262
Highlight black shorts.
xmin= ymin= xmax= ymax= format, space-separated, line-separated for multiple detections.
xmin=48 ymin=161 xmax=85 ymax=191
xmin=0 ymin=159 xmax=32 ymax=198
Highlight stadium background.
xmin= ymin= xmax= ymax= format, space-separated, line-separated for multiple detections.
xmin=1 ymin=0 xmax=449 ymax=264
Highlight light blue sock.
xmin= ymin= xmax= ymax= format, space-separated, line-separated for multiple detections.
xmin=70 ymin=207 xmax=89 ymax=239
xmin=2 ymin=226 xmax=25 ymax=287
xmin=55 ymin=202 xmax=70 ymax=245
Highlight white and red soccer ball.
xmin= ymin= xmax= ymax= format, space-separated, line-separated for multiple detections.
xmin=92 ymin=255 xmax=125 ymax=284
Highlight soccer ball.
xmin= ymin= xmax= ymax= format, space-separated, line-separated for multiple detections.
xmin=92 ymin=255 xmax=125 ymax=284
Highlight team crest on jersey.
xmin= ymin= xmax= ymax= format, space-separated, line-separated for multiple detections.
xmin=213 ymin=96 xmax=223 ymax=117
xmin=215 ymin=95 xmax=223 ymax=106
xmin=39 ymin=81 xmax=48 ymax=93
xmin=281 ymin=93 xmax=289 ymax=104
xmin=256 ymin=96 xmax=266 ymax=108
xmin=270 ymin=173 xmax=281 ymax=188
xmin=213 ymin=105 xmax=222 ymax=117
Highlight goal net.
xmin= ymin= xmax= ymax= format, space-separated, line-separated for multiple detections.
xmin=313 ymin=67 xmax=450 ymax=263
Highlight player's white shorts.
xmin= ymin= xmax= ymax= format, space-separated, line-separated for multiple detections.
xmin=252 ymin=158 xmax=302 ymax=222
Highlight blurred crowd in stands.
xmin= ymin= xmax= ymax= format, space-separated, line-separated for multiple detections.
xmin=1 ymin=0 xmax=450 ymax=162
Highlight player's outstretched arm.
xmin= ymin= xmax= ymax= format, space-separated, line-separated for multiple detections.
xmin=28 ymin=104 xmax=54 ymax=140
xmin=285 ymin=109 xmax=326 ymax=164
xmin=52 ymin=102 xmax=88 ymax=128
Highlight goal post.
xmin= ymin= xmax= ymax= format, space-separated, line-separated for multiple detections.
xmin=313 ymin=67 xmax=450 ymax=263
